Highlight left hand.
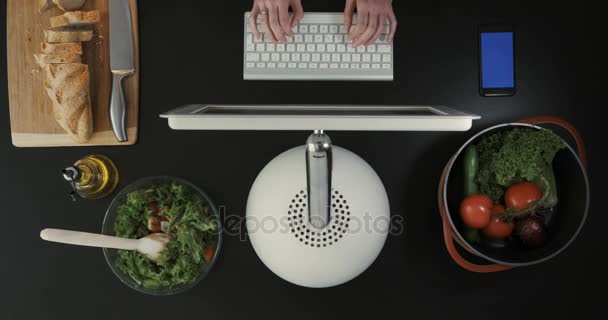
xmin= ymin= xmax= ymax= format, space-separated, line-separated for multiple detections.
xmin=344 ymin=0 xmax=397 ymax=47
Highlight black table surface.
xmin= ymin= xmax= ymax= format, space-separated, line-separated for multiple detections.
xmin=1 ymin=1 xmax=604 ymax=319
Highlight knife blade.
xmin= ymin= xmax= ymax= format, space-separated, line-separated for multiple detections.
xmin=109 ymin=0 xmax=135 ymax=142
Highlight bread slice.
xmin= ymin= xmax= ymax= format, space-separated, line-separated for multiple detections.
xmin=43 ymin=63 xmax=93 ymax=143
xmin=44 ymin=30 xmax=93 ymax=43
xmin=41 ymin=42 xmax=83 ymax=55
xmin=34 ymin=53 xmax=82 ymax=68
xmin=52 ymin=0 xmax=86 ymax=11
xmin=39 ymin=0 xmax=53 ymax=13
xmin=50 ymin=11 xmax=100 ymax=29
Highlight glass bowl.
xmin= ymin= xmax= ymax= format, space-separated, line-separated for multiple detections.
xmin=102 ymin=176 xmax=222 ymax=295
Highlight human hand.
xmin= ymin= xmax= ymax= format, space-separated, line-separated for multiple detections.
xmin=249 ymin=0 xmax=305 ymax=43
xmin=344 ymin=0 xmax=397 ymax=47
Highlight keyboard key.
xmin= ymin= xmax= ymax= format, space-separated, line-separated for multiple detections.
xmin=347 ymin=46 xmax=356 ymax=53
xmin=340 ymin=63 xmax=349 ymax=68
xmin=256 ymin=62 xmax=266 ymax=68
xmin=357 ymin=46 xmax=366 ymax=53
xmin=281 ymin=53 xmax=290 ymax=61
xmin=292 ymin=53 xmax=301 ymax=61
xmin=297 ymin=44 xmax=306 ymax=52
xmin=320 ymin=63 xmax=328 ymax=69
xmin=247 ymin=34 xmax=253 ymax=44
xmin=246 ymin=53 xmax=260 ymax=61
xmin=309 ymin=63 xmax=318 ymax=68
xmin=341 ymin=54 xmax=351 ymax=62
xmin=264 ymin=34 xmax=273 ymax=43
xmin=352 ymin=63 xmax=360 ymax=69
xmin=362 ymin=54 xmax=371 ymax=62
xmin=367 ymin=45 xmax=376 ymax=53
xmin=330 ymin=25 xmax=338 ymax=33
xmin=317 ymin=44 xmax=326 ymax=52
xmin=372 ymin=54 xmax=381 ymax=62
xmin=314 ymin=34 xmax=323 ymax=43
xmin=276 ymin=44 xmax=285 ymax=52
xmin=327 ymin=44 xmax=336 ymax=52
xmin=352 ymin=54 xmax=361 ymax=62
xmin=254 ymin=35 xmax=263 ymax=43
xmin=305 ymin=35 xmax=313 ymax=43
xmin=362 ymin=63 xmax=370 ymax=69
xmin=261 ymin=53 xmax=270 ymax=61
xmin=271 ymin=53 xmax=280 ymax=61
xmin=382 ymin=54 xmax=391 ymax=62
xmin=324 ymin=35 xmax=334 ymax=43
xmin=330 ymin=63 xmax=339 ymax=69
xmin=298 ymin=63 xmax=307 ymax=68
xmin=331 ymin=54 xmax=341 ymax=62
xmin=256 ymin=44 xmax=265 ymax=51
xmin=267 ymin=62 xmax=276 ymax=68
xmin=337 ymin=44 xmax=346 ymax=52
xmin=307 ymin=44 xmax=316 ymax=52
xmin=382 ymin=63 xmax=391 ymax=69
xmin=287 ymin=44 xmax=296 ymax=52
xmin=246 ymin=62 xmax=255 ymax=68
xmin=288 ymin=62 xmax=297 ymax=68
xmin=339 ymin=25 xmax=347 ymax=33
xmin=378 ymin=45 xmax=391 ymax=53
xmin=312 ymin=53 xmax=321 ymax=62
xmin=287 ymin=37 xmax=294 ymax=43
xmin=335 ymin=35 xmax=344 ymax=43
xmin=246 ymin=43 xmax=255 ymax=51
xmin=309 ymin=25 xmax=318 ymax=33
xmin=322 ymin=54 xmax=331 ymax=62
xmin=267 ymin=43 xmax=276 ymax=52
xmin=278 ymin=62 xmax=287 ymax=68
xmin=295 ymin=35 xmax=303 ymax=43
xmin=320 ymin=25 xmax=329 ymax=33
xmin=302 ymin=53 xmax=311 ymax=62
xmin=371 ymin=63 xmax=380 ymax=69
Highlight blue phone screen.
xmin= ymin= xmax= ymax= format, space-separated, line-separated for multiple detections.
xmin=480 ymin=32 xmax=514 ymax=88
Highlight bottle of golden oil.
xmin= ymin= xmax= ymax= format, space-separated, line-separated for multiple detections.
xmin=62 ymin=154 xmax=119 ymax=200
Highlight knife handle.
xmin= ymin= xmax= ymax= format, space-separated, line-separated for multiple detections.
xmin=110 ymin=72 xmax=133 ymax=142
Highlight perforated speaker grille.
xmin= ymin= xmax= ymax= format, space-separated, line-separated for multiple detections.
xmin=287 ymin=189 xmax=351 ymax=248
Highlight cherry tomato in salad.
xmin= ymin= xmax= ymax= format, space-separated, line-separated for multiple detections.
xmin=460 ymin=194 xmax=493 ymax=229
xmin=482 ymin=205 xmax=514 ymax=239
xmin=204 ymin=246 xmax=215 ymax=263
xmin=505 ymin=182 xmax=543 ymax=211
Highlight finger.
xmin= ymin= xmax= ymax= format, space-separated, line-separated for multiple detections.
xmin=267 ymin=4 xmax=287 ymax=42
xmin=387 ymin=10 xmax=398 ymax=43
xmin=365 ymin=15 xmax=386 ymax=46
xmin=277 ymin=2 xmax=294 ymax=37
xmin=249 ymin=7 xmax=261 ymax=40
xmin=290 ymin=0 xmax=304 ymax=27
xmin=343 ymin=0 xmax=356 ymax=31
xmin=353 ymin=13 xmax=378 ymax=47
xmin=348 ymin=11 xmax=368 ymax=42
xmin=261 ymin=8 xmax=276 ymax=43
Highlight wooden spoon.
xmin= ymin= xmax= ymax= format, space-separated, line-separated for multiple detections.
xmin=40 ymin=228 xmax=172 ymax=262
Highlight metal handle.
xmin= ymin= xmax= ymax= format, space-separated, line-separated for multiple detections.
xmin=306 ymin=130 xmax=332 ymax=230
xmin=110 ymin=72 xmax=132 ymax=142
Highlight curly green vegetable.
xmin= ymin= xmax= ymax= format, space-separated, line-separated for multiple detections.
xmin=475 ymin=127 xmax=566 ymax=205
xmin=114 ymin=183 xmax=217 ymax=289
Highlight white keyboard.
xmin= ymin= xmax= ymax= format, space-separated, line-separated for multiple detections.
xmin=243 ymin=12 xmax=393 ymax=81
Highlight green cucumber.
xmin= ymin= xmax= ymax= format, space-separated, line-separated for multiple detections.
xmin=462 ymin=144 xmax=480 ymax=243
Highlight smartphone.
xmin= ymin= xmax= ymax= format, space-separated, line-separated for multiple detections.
xmin=479 ymin=25 xmax=515 ymax=97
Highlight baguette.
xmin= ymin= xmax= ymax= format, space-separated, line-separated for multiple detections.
xmin=43 ymin=63 xmax=93 ymax=143
xmin=41 ymin=42 xmax=83 ymax=55
xmin=52 ymin=0 xmax=86 ymax=11
xmin=34 ymin=53 xmax=82 ymax=68
xmin=50 ymin=11 xmax=100 ymax=29
xmin=44 ymin=30 xmax=93 ymax=43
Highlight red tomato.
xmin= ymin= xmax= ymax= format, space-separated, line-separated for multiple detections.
xmin=482 ymin=205 xmax=514 ymax=239
xmin=460 ymin=194 xmax=493 ymax=229
xmin=204 ymin=246 xmax=215 ymax=263
xmin=505 ymin=182 xmax=543 ymax=211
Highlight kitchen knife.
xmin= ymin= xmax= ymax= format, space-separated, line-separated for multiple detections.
xmin=109 ymin=0 xmax=135 ymax=142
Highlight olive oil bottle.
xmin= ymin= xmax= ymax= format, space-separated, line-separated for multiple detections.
xmin=62 ymin=154 xmax=119 ymax=200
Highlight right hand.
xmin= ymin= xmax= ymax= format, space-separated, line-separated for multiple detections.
xmin=249 ymin=0 xmax=305 ymax=43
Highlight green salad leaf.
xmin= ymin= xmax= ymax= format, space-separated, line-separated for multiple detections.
xmin=113 ymin=183 xmax=217 ymax=289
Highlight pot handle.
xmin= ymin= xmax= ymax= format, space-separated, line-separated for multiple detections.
xmin=439 ymin=165 xmax=512 ymax=273
xmin=516 ymin=116 xmax=587 ymax=167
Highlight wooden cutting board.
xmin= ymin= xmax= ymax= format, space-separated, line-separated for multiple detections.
xmin=6 ymin=0 xmax=139 ymax=147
